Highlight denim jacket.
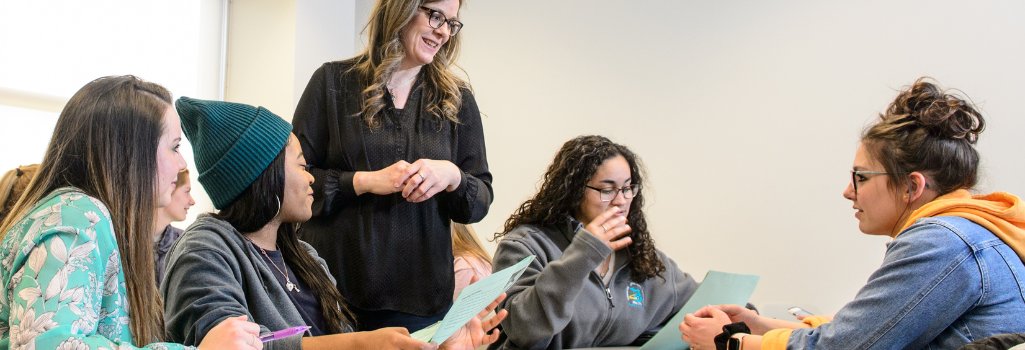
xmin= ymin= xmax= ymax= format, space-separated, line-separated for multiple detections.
xmin=788 ymin=216 xmax=1025 ymax=349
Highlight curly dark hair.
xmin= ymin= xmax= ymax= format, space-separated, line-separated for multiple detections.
xmin=495 ymin=135 xmax=666 ymax=282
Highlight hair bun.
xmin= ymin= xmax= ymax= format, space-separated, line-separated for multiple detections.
xmin=886 ymin=78 xmax=985 ymax=143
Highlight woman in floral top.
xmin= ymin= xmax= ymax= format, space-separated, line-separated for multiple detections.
xmin=0 ymin=76 xmax=262 ymax=350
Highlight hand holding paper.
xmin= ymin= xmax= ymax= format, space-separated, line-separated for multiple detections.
xmin=439 ymin=281 xmax=508 ymax=350
xmin=639 ymin=270 xmax=760 ymax=350
xmin=412 ymin=255 xmax=535 ymax=344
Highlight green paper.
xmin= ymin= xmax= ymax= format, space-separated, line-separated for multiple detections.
xmin=410 ymin=255 xmax=536 ymax=344
xmin=639 ymin=270 xmax=760 ymax=350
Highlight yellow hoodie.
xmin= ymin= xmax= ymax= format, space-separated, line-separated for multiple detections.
xmin=899 ymin=189 xmax=1025 ymax=262
xmin=761 ymin=190 xmax=1025 ymax=350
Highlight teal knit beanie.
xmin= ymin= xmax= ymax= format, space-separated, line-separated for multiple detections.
xmin=175 ymin=97 xmax=292 ymax=209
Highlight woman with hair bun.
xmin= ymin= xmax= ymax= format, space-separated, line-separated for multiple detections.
xmin=680 ymin=78 xmax=1025 ymax=350
xmin=489 ymin=135 xmax=700 ymax=349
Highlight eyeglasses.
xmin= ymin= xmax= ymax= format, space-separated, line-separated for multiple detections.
xmin=850 ymin=170 xmax=930 ymax=195
xmin=419 ymin=6 xmax=463 ymax=36
xmin=850 ymin=170 xmax=889 ymax=195
xmin=585 ymin=184 xmax=639 ymax=202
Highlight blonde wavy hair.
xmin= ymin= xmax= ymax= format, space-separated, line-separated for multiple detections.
xmin=452 ymin=222 xmax=491 ymax=265
xmin=352 ymin=0 xmax=468 ymax=127
xmin=0 ymin=164 xmax=39 ymax=221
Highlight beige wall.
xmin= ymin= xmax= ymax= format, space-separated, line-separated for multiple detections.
xmin=4 ymin=0 xmax=1023 ymax=321
xmin=448 ymin=1 xmax=1025 ymax=313
xmin=235 ymin=0 xmax=1025 ymax=315
xmin=225 ymin=0 xmax=297 ymax=118
xmin=179 ymin=0 xmax=299 ymax=223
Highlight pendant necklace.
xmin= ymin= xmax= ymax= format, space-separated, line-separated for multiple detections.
xmin=244 ymin=236 xmax=299 ymax=292
xmin=598 ymin=255 xmax=612 ymax=279
xmin=387 ymin=73 xmax=417 ymax=103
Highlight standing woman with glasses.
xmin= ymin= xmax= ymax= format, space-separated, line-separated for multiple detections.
xmin=680 ymin=78 xmax=1025 ymax=350
xmin=488 ymin=135 xmax=700 ymax=349
xmin=293 ymin=0 xmax=491 ymax=333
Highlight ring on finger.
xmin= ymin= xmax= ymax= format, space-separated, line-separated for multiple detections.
xmin=418 ymin=172 xmax=426 ymax=182
xmin=600 ymin=224 xmax=608 ymax=233
xmin=250 ymin=333 xmax=257 ymax=346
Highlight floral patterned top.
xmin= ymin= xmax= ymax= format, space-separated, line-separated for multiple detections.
xmin=0 ymin=188 xmax=193 ymax=350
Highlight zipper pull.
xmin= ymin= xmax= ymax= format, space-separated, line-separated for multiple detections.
xmin=605 ymin=287 xmax=613 ymax=300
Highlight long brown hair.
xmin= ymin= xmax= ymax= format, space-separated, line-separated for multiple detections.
xmin=0 ymin=75 xmax=171 ymax=343
xmin=214 ymin=141 xmax=356 ymax=333
xmin=352 ymin=0 xmax=468 ymax=127
xmin=0 ymin=164 xmax=39 ymax=221
xmin=452 ymin=222 xmax=491 ymax=265
xmin=495 ymin=135 xmax=666 ymax=282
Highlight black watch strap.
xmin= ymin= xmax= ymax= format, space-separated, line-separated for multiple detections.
xmin=713 ymin=322 xmax=752 ymax=350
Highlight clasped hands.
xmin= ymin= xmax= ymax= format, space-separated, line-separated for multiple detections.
xmin=680 ymin=304 xmax=821 ymax=349
xmin=355 ymin=159 xmax=462 ymax=202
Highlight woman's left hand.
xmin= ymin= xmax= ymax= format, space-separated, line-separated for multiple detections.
xmin=400 ymin=159 xmax=463 ymax=202
xmin=439 ymin=277 xmax=509 ymax=350
xmin=679 ymin=305 xmax=733 ymax=350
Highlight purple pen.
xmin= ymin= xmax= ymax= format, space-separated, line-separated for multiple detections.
xmin=259 ymin=326 xmax=310 ymax=342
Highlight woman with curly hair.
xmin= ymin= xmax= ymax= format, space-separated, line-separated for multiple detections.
xmin=489 ymin=135 xmax=699 ymax=349
xmin=292 ymin=0 xmax=491 ymax=332
xmin=680 ymin=78 xmax=1025 ymax=350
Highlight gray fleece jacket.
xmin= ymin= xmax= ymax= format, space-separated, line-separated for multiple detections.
xmin=488 ymin=219 xmax=699 ymax=350
xmin=161 ymin=214 xmax=340 ymax=350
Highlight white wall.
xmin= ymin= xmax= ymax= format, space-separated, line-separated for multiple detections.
xmin=295 ymin=0 xmax=356 ymax=110
xmin=4 ymin=0 xmax=1024 ymax=317
xmin=0 ymin=0 xmax=222 ymax=223
xmin=445 ymin=1 xmax=1025 ymax=313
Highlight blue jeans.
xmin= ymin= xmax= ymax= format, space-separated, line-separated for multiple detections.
xmin=788 ymin=217 xmax=1025 ymax=349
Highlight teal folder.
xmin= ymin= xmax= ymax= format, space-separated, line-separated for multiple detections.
xmin=639 ymin=270 xmax=760 ymax=350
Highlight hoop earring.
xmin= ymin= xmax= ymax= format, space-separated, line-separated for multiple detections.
xmin=274 ymin=195 xmax=282 ymax=217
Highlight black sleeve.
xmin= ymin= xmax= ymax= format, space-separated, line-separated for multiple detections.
xmin=437 ymin=89 xmax=493 ymax=224
xmin=293 ymin=63 xmax=359 ymax=216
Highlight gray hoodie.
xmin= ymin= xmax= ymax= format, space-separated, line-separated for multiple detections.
xmin=161 ymin=214 xmax=340 ymax=350
xmin=488 ymin=219 xmax=699 ymax=350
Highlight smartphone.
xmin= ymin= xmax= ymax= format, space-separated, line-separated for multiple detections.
xmin=788 ymin=307 xmax=813 ymax=317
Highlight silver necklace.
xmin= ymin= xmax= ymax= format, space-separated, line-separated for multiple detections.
xmin=387 ymin=74 xmax=417 ymax=103
xmin=598 ymin=255 xmax=612 ymax=279
xmin=244 ymin=236 xmax=299 ymax=292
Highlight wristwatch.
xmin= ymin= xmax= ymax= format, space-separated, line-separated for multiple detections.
xmin=727 ymin=333 xmax=749 ymax=350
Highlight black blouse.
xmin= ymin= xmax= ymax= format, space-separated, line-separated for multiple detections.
xmin=292 ymin=59 xmax=493 ymax=316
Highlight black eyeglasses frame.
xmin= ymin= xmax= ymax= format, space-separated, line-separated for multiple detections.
xmin=418 ymin=6 xmax=463 ymax=36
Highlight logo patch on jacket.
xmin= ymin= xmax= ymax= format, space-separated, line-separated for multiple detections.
xmin=627 ymin=282 xmax=644 ymax=308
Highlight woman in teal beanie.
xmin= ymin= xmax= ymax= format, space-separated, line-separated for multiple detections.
xmin=0 ymin=76 xmax=261 ymax=350
xmin=163 ymin=97 xmax=505 ymax=350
